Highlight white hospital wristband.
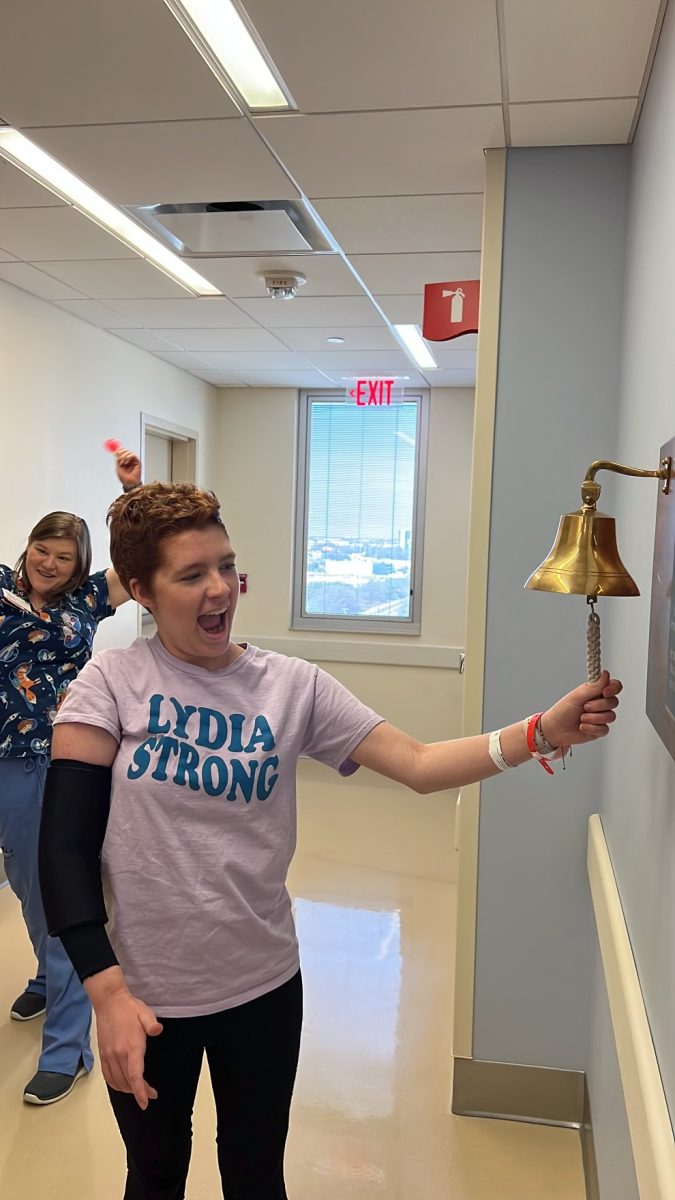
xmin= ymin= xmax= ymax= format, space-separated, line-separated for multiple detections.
xmin=488 ymin=729 xmax=515 ymax=771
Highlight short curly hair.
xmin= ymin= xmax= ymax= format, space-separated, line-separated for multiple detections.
xmin=107 ymin=482 xmax=227 ymax=593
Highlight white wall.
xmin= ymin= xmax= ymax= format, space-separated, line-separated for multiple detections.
xmin=473 ymin=145 xmax=631 ymax=1068
xmin=214 ymin=387 xmax=474 ymax=881
xmin=0 ymin=280 xmax=220 ymax=650
xmin=588 ymin=3 xmax=675 ymax=1195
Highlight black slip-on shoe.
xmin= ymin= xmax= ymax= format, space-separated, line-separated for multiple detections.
xmin=10 ymin=991 xmax=46 ymax=1021
xmin=23 ymin=1058 xmax=87 ymax=1106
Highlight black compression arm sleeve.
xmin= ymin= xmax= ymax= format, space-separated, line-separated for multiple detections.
xmin=60 ymin=924 xmax=118 ymax=982
xmin=39 ymin=759 xmax=119 ymax=982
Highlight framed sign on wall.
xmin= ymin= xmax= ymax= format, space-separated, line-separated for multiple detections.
xmin=646 ymin=433 xmax=675 ymax=761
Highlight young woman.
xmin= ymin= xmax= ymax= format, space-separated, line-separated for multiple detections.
xmin=40 ymin=481 xmax=621 ymax=1197
xmin=0 ymin=448 xmax=141 ymax=1105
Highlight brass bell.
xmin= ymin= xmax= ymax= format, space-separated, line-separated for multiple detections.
xmin=526 ymin=458 xmax=671 ymax=597
xmin=525 ymin=504 xmax=639 ymax=597
xmin=524 ymin=455 xmax=672 ymax=684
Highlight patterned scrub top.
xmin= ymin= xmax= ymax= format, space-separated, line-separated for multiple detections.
xmin=0 ymin=566 xmax=115 ymax=758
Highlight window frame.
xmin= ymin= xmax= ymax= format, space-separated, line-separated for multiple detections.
xmin=291 ymin=389 xmax=429 ymax=635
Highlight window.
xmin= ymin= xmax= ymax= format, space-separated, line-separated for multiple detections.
xmin=292 ymin=391 xmax=429 ymax=633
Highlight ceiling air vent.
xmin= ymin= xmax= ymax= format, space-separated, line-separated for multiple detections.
xmin=125 ymin=199 xmax=332 ymax=258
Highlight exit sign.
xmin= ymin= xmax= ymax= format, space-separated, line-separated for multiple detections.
xmin=345 ymin=377 xmax=404 ymax=405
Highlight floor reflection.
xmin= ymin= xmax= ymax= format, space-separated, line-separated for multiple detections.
xmin=0 ymin=825 xmax=585 ymax=1199
xmin=293 ymin=897 xmax=402 ymax=1120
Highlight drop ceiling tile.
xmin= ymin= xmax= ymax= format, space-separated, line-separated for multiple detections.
xmin=245 ymin=0 xmax=502 ymax=110
xmin=34 ymin=259 xmax=192 ymax=299
xmin=318 ymin=369 xmax=430 ymax=388
xmin=111 ymin=329 xmax=183 ymax=352
xmin=0 ymin=162 xmax=66 ymax=208
xmin=375 ymin=295 xmax=425 ymax=324
xmin=303 ymin=350 xmax=412 ymax=373
xmin=0 ymin=262 xmax=85 ymax=301
xmin=0 ymin=0 xmax=238 ymax=126
xmin=184 ymin=369 xmax=248 ymax=386
xmin=510 ymin=99 xmax=637 ymax=146
xmin=313 ymin=196 xmax=484 ymax=254
xmin=425 ymin=369 xmax=476 ymax=387
xmin=430 ymin=349 xmax=477 ymax=369
xmin=193 ymin=351 xmax=309 ymax=371
xmin=28 ymin=121 xmax=298 ymax=206
xmin=351 ymin=252 xmax=482 ymax=295
xmin=396 ymin=371 xmax=429 ymax=389
xmin=99 ymin=298 xmax=259 ymax=329
xmin=0 ymin=208 xmax=136 ymax=261
xmin=55 ymin=300 xmax=139 ymax=328
xmin=277 ymin=327 xmax=398 ymax=352
xmin=315 ymin=367 xmax=428 ymax=389
xmin=153 ymin=351 xmax=214 ymax=369
xmin=256 ymin=108 xmax=503 ymax=197
xmin=183 ymin=253 xmax=364 ymax=298
xmin=155 ymin=327 xmax=289 ymax=352
xmin=233 ymin=296 xmax=384 ymax=328
xmin=503 ymin=0 xmax=662 ymax=102
xmin=234 ymin=371 xmax=336 ymax=388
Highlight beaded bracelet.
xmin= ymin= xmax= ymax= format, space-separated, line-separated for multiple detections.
xmin=525 ymin=712 xmax=558 ymax=774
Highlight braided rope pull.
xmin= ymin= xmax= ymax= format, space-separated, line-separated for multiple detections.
xmin=586 ymin=600 xmax=602 ymax=683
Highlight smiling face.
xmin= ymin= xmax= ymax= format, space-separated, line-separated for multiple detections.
xmin=131 ymin=524 xmax=242 ymax=671
xmin=24 ymin=537 xmax=78 ymax=603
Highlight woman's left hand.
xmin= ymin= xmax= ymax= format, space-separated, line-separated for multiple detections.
xmin=541 ymin=670 xmax=622 ymax=749
xmin=115 ymin=448 xmax=142 ymax=489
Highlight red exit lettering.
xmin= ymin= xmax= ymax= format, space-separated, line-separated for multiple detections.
xmin=348 ymin=378 xmax=395 ymax=406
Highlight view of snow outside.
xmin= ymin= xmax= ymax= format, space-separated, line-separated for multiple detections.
xmin=304 ymin=401 xmax=418 ymax=619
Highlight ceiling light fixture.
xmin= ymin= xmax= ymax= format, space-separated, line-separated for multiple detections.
xmin=326 ymin=336 xmax=345 ymax=344
xmin=394 ymin=324 xmax=438 ymax=372
xmin=0 ymin=128 xmax=221 ymax=297
xmin=162 ymin=0 xmax=295 ymax=112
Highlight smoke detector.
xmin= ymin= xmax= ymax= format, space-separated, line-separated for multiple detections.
xmin=259 ymin=272 xmax=307 ymax=300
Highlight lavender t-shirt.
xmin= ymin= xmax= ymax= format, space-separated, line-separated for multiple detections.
xmin=53 ymin=635 xmax=383 ymax=1017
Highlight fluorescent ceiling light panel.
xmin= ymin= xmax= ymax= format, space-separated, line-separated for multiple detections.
xmin=0 ymin=129 xmax=221 ymax=297
xmin=163 ymin=0 xmax=294 ymax=111
xmin=394 ymin=325 xmax=438 ymax=372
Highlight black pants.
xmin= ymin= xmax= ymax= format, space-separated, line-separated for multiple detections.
xmin=108 ymin=972 xmax=303 ymax=1200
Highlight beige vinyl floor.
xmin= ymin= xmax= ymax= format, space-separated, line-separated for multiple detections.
xmin=0 ymin=789 xmax=585 ymax=1200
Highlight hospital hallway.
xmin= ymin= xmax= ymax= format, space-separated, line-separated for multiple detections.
xmin=0 ymin=783 xmax=584 ymax=1200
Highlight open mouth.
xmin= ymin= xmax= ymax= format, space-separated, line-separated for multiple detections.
xmin=197 ymin=611 xmax=227 ymax=638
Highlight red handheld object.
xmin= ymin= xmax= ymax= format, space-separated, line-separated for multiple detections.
xmin=103 ymin=438 xmax=122 ymax=453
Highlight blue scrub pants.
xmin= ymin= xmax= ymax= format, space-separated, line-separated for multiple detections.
xmin=0 ymin=756 xmax=93 ymax=1075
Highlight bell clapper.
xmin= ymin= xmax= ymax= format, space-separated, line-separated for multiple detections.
xmin=586 ymin=596 xmax=602 ymax=683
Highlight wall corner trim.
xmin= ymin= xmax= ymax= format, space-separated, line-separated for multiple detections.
xmin=582 ymin=1077 xmax=601 ymax=1200
xmin=452 ymin=146 xmax=507 ymax=1061
xmin=588 ymin=813 xmax=675 ymax=1200
xmin=451 ymin=1055 xmax=585 ymax=1127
